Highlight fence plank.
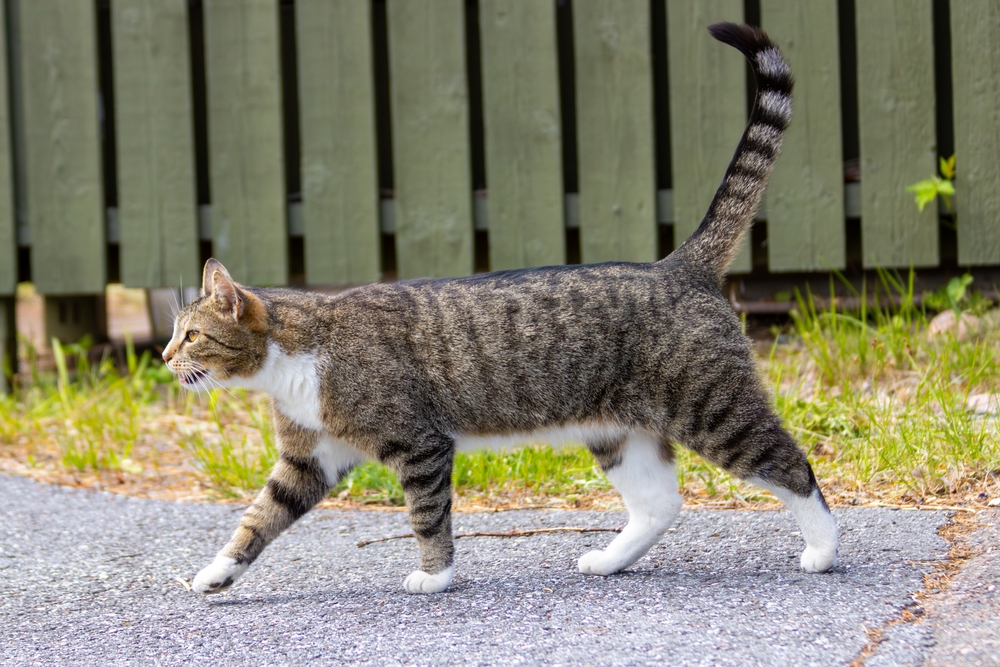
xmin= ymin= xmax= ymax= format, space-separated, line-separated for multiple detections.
xmin=951 ymin=1 xmax=1000 ymax=265
xmin=761 ymin=0 xmax=845 ymax=272
xmin=297 ymin=0 xmax=380 ymax=285
xmin=19 ymin=0 xmax=105 ymax=294
xmin=666 ymin=0 xmax=749 ymax=272
xmin=203 ymin=0 xmax=287 ymax=286
xmin=388 ymin=0 xmax=473 ymax=279
xmin=856 ymin=1 xmax=937 ymax=268
xmin=0 ymin=296 xmax=14 ymax=393
xmin=0 ymin=0 xmax=13 ymax=297
xmin=112 ymin=0 xmax=200 ymax=289
xmin=479 ymin=0 xmax=564 ymax=270
xmin=573 ymin=0 xmax=655 ymax=264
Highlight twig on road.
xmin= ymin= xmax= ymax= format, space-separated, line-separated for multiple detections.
xmin=356 ymin=526 xmax=622 ymax=548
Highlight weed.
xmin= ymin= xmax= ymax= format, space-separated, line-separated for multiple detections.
xmin=907 ymin=155 xmax=955 ymax=212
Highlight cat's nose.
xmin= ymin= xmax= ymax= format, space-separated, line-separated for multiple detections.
xmin=162 ymin=350 xmax=173 ymax=364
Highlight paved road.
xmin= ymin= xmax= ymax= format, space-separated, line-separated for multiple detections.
xmin=0 ymin=474 xmax=992 ymax=666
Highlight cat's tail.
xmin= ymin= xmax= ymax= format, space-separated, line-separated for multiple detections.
xmin=667 ymin=23 xmax=792 ymax=283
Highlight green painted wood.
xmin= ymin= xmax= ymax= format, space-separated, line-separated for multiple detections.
xmin=573 ymin=0 xmax=655 ymax=264
xmin=0 ymin=297 xmax=13 ymax=393
xmin=951 ymin=1 xmax=1000 ymax=265
xmin=761 ymin=0 xmax=845 ymax=272
xmin=296 ymin=0 xmax=380 ymax=285
xmin=203 ymin=0 xmax=287 ymax=286
xmin=666 ymin=0 xmax=749 ymax=272
xmin=479 ymin=0 xmax=564 ymax=270
xmin=19 ymin=0 xmax=105 ymax=294
xmin=0 ymin=0 xmax=13 ymax=297
xmin=387 ymin=0 xmax=473 ymax=279
xmin=856 ymin=1 xmax=937 ymax=268
xmin=112 ymin=0 xmax=200 ymax=289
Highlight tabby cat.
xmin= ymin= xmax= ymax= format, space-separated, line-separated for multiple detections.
xmin=165 ymin=23 xmax=837 ymax=596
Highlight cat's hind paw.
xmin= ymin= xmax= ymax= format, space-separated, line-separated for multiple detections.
xmin=192 ymin=555 xmax=248 ymax=594
xmin=800 ymin=546 xmax=837 ymax=573
xmin=577 ymin=549 xmax=625 ymax=576
xmin=402 ymin=565 xmax=454 ymax=594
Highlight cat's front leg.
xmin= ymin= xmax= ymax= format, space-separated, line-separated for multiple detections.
xmin=193 ymin=414 xmax=359 ymax=594
xmin=384 ymin=434 xmax=456 ymax=594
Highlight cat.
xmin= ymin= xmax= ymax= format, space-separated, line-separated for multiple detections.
xmin=164 ymin=22 xmax=837 ymax=596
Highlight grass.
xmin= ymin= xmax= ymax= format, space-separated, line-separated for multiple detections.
xmin=1 ymin=273 xmax=997 ymax=510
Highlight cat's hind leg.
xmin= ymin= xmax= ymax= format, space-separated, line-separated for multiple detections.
xmin=192 ymin=420 xmax=362 ymax=594
xmin=578 ymin=431 xmax=682 ymax=576
xmin=702 ymin=411 xmax=838 ymax=573
xmin=382 ymin=433 xmax=456 ymax=594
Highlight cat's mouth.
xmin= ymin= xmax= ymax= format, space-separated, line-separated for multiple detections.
xmin=179 ymin=369 xmax=209 ymax=387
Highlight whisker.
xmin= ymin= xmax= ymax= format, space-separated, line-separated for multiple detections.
xmin=204 ymin=374 xmax=242 ymax=404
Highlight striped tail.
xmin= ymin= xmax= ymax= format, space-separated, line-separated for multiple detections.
xmin=670 ymin=23 xmax=793 ymax=282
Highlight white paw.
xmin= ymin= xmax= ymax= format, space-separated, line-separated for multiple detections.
xmin=800 ymin=546 xmax=837 ymax=573
xmin=192 ymin=555 xmax=248 ymax=594
xmin=577 ymin=549 xmax=625 ymax=576
xmin=402 ymin=565 xmax=454 ymax=594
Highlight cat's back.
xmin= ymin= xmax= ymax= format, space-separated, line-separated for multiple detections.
xmin=331 ymin=259 xmax=745 ymax=377
xmin=346 ymin=259 xmax=726 ymax=325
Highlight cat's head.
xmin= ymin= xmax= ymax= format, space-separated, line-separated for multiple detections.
xmin=162 ymin=258 xmax=270 ymax=391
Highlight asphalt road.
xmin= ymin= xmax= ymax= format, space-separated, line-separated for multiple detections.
xmin=1 ymin=474 xmax=993 ymax=666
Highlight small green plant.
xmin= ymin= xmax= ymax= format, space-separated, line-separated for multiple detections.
xmin=907 ymin=155 xmax=955 ymax=212
xmin=922 ymin=273 xmax=973 ymax=315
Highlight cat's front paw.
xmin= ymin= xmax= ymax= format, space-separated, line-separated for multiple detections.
xmin=577 ymin=549 xmax=624 ymax=576
xmin=192 ymin=555 xmax=248 ymax=594
xmin=800 ymin=546 xmax=837 ymax=573
xmin=402 ymin=565 xmax=454 ymax=594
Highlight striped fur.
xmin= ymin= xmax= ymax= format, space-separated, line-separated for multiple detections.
xmin=169 ymin=24 xmax=837 ymax=596
xmin=672 ymin=23 xmax=794 ymax=284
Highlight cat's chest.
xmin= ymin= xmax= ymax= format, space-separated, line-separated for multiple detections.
xmin=254 ymin=343 xmax=325 ymax=431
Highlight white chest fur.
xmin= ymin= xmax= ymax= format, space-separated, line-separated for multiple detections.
xmin=237 ymin=342 xmax=324 ymax=431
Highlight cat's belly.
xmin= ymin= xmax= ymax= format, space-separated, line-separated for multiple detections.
xmin=453 ymin=422 xmax=626 ymax=453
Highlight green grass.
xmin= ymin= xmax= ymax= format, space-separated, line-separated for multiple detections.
xmin=1 ymin=272 xmax=997 ymax=508
xmin=768 ymin=270 xmax=1000 ymax=502
xmin=0 ymin=335 xmax=171 ymax=474
xmin=178 ymin=389 xmax=278 ymax=498
xmin=338 ymin=444 xmax=612 ymax=507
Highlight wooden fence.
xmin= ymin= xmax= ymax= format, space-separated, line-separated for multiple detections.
xmin=1 ymin=0 xmax=999 ymax=374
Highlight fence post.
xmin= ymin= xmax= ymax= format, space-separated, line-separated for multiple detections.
xmin=112 ymin=0 xmax=200 ymax=289
xmin=203 ymin=0 xmax=287 ymax=286
xmin=0 ymin=297 xmax=13 ymax=393
xmin=666 ymin=0 xmax=749 ymax=272
xmin=479 ymin=0 xmax=565 ymax=270
xmin=573 ymin=0 xmax=656 ymax=264
xmin=856 ymin=1 xmax=938 ymax=268
xmin=950 ymin=1 xmax=1000 ymax=266
xmin=296 ymin=0 xmax=381 ymax=285
xmin=387 ymin=0 xmax=474 ymax=279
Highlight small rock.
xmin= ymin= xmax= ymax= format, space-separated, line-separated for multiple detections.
xmin=988 ymin=498 xmax=1000 ymax=507
xmin=927 ymin=310 xmax=981 ymax=341
xmin=967 ymin=393 xmax=1000 ymax=415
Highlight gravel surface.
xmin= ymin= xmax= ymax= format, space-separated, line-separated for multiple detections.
xmin=1 ymin=474 xmax=955 ymax=666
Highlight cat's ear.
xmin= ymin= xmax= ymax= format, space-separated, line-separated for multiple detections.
xmin=201 ymin=258 xmax=232 ymax=297
xmin=211 ymin=269 xmax=245 ymax=320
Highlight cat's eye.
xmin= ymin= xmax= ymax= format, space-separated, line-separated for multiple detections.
xmin=186 ymin=330 xmax=199 ymax=343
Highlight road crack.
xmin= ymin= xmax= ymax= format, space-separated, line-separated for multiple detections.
xmin=849 ymin=509 xmax=983 ymax=667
